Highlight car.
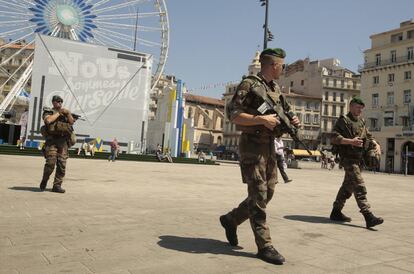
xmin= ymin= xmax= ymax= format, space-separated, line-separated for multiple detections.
xmin=301 ymin=157 xmax=312 ymax=162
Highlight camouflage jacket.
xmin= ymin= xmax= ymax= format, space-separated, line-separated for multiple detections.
xmin=42 ymin=108 xmax=71 ymax=145
xmin=227 ymin=73 xmax=291 ymax=138
xmin=331 ymin=112 xmax=375 ymax=160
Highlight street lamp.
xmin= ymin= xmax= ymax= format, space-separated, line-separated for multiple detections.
xmin=259 ymin=0 xmax=270 ymax=49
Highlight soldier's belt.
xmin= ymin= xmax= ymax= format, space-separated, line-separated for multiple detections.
xmin=239 ymin=127 xmax=273 ymax=136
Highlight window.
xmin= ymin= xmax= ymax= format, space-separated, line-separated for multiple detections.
xmin=313 ymin=114 xmax=319 ymax=124
xmin=332 ymin=105 xmax=337 ymax=116
xmin=325 ymin=78 xmax=329 ymax=86
xmin=388 ymin=73 xmax=395 ymax=82
xmin=391 ymin=33 xmax=403 ymax=43
xmin=370 ymin=118 xmax=378 ymax=130
xmin=305 ymin=114 xmax=311 ymax=124
xmin=295 ymin=100 xmax=302 ymax=109
xmin=372 ymin=93 xmax=379 ymax=108
xmin=332 ymin=118 xmax=337 ymax=127
xmin=340 ymin=80 xmax=344 ymax=88
xmin=333 ymin=79 xmax=337 ymax=87
xmin=373 ymin=76 xmax=379 ymax=84
xmin=408 ymin=30 xmax=414 ymax=39
xmin=323 ymin=104 xmax=328 ymax=115
xmin=375 ymin=53 xmax=381 ymax=65
xmin=323 ymin=119 xmax=328 ymax=131
xmin=408 ymin=47 xmax=414 ymax=60
xmin=324 ymin=92 xmax=329 ymax=100
xmin=391 ymin=50 xmax=397 ymax=62
xmin=404 ymin=71 xmax=412 ymax=80
xmin=333 ymin=92 xmax=337 ymax=102
xmin=301 ymin=80 xmax=304 ymax=86
xmin=340 ymin=93 xmax=344 ymax=102
xmin=340 ymin=105 xmax=344 ymax=116
xmin=404 ymin=90 xmax=411 ymax=104
xmin=188 ymin=107 xmax=193 ymax=118
xmin=402 ymin=116 xmax=410 ymax=127
xmin=290 ymin=81 xmax=294 ymax=87
xmin=384 ymin=111 xmax=394 ymax=126
xmin=353 ymin=81 xmax=357 ymax=89
xmin=387 ymin=92 xmax=394 ymax=105
xmin=306 ymin=101 xmax=311 ymax=110
xmin=314 ymin=102 xmax=320 ymax=111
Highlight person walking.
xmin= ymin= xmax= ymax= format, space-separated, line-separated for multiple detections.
xmin=18 ymin=108 xmax=28 ymax=149
xmin=274 ymin=137 xmax=292 ymax=183
xmin=109 ymin=138 xmax=119 ymax=162
xmin=39 ymin=95 xmax=75 ymax=193
xmin=329 ymin=97 xmax=384 ymax=229
xmin=219 ymin=48 xmax=300 ymax=265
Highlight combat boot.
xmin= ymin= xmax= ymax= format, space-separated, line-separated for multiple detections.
xmin=219 ymin=215 xmax=238 ymax=246
xmin=257 ymin=246 xmax=285 ymax=265
xmin=51 ymin=185 xmax=65 ymax=193
xmin=39 ymin=180 xmax=47 ymax=191
xmin=363 ymin=212 xmax=384 ymax=228
xmin=330 ymin=207 xmax=352 ymax=222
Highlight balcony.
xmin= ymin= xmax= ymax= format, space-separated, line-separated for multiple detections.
xmin=359 ymin=56 xmax=414 ymax=72
xmin=403 ymin=126 xmax=413 ymax=132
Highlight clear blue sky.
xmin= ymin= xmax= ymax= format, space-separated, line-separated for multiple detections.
xmin=164 ymin=0 xmax=414 ymax=99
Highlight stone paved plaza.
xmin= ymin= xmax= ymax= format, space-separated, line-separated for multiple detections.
xmin=0 ymin=155 xmax=413 ymax=274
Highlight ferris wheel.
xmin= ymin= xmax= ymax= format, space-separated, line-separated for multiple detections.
xmin=0 ymin=0 xmax=169 ymax=116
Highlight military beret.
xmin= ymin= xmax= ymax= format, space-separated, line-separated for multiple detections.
xmin=260 ymin=48 xmax=286 ymax=59
xmin=350 ymin=96 xmax=364 ymax=106
xmin=52 ymin=95 xmax=63 ymax=102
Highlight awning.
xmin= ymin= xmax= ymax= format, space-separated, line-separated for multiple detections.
xmin=292 ymin=149 xmax=321 ymax=157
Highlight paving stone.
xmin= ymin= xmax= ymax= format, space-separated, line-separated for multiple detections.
xmin=1 ymin=155 xmax=413 ymax=273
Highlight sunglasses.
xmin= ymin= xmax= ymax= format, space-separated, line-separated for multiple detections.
xmin=273 ymin=63 xmax=286 ymax=70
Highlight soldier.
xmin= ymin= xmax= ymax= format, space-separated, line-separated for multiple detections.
xmin=329 ymin=97 xmax=384 ymax=228
xmin=39 ymin=95 xmax=75 ymax=193
xmin=219 ymin=48 xmax=300 ymax=265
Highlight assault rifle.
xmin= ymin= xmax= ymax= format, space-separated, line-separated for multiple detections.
xmin=43 ymin=107 xmax=84 ymax=121
xmin=257 ymin=94 xmax=312 ymax=156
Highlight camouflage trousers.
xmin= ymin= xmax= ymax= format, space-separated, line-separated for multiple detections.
xmin=224 ymin=154 xmax=277 ymax=250
xmin=41 ymin=142 xmax=69 ymax=186
xmin=333 ymin=160 xmax=371 ymax=214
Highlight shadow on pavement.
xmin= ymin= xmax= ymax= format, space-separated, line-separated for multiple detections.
xmin=157 ymin=235 xmax=255 ymax=258
xmin=284 ymin=215 xmax=365 ymax=228
xmin=9 ymin=186 xmax=42 ymax=192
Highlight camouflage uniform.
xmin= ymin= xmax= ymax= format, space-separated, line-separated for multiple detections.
xmin=40 ymin=109 xmax=70 ymax=188
xmin=331 ymin=112 xmax=375 ymax=214
xmin=223 ymin=73 xmax=291 ymax=250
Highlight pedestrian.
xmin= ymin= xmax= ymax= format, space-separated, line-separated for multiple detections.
xmin=219 ymin=48 xmax=300 ymax=265
xmin=39 ymin=95 xmax=75 ymax=193
xmin=198 ymin=150 xmax=206 ymax=163
xmin=329 ymin=97 xmax=384 ymax=229
xmin=274 ymin=137 xmax=292 ymax=183
xmin=18 ymin=108 xmax=28 ymax=150
xmin=109 ymin=138 xmax=119 ymax=162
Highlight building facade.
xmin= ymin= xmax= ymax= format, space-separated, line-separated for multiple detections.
xmin=149 ymin=74 xmax=177 ymax=121
xmin=284 ymin=91 xmax=321 ymax=150
xmin=184 ymin=94 xmax=224 ymax=152
xmin=279 ymin=58 xmax=360 ymax=150
xmin=359 ymin=20 xmax=414 ymax=174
